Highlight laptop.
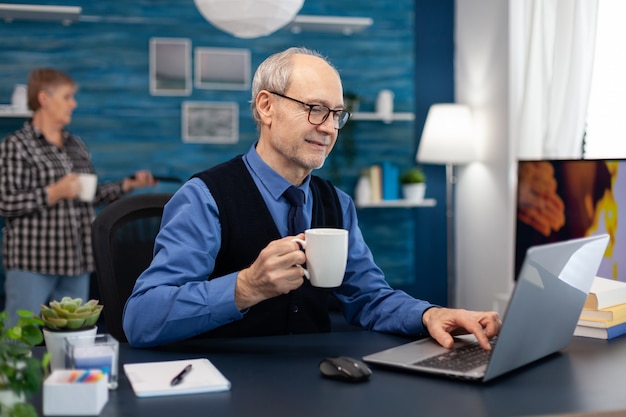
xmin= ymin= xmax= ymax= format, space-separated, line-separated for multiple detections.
xmin=363 ymin=234 xmax=610 ymax=382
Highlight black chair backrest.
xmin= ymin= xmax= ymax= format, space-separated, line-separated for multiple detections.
xmin=92 ymin=193 xmax=172 ymax=343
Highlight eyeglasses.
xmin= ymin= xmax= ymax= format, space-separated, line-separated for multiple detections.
xmin=269 ymin=92 xmax=351 ymax=130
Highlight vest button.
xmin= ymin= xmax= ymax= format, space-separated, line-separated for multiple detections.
xmin=290 ymin=304 xmax=299 ymax=313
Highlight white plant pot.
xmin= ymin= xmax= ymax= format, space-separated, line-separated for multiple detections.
xmin=402 ymin=183 xmax=426 ymax=202
xmin=43 ymin=326 xmax=97 ymax=371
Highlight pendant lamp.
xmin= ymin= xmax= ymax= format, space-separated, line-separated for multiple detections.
xmin=194 ymin=0 xmax=304 ymax=39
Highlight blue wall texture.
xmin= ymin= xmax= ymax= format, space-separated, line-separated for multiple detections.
xmin=0 ymin=0 xmax=452 ymax=305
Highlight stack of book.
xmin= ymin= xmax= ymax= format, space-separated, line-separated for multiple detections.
xmin=363 ymin=162 xmax=400 ymax=203
xmin=575 ymin=276 xmax=626 ymax=340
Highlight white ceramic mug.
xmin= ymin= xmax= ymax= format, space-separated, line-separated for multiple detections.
xmin=292 ymin=228 xmax=348 ymax=288
xmin=77 ymin=173 xmax=98 ymax=202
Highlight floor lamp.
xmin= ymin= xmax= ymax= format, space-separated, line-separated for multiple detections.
xmin=416 ymin=104 xmax=476 ymax=307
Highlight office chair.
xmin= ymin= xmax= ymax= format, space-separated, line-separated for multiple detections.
xmin=92 ymin=193 xmax=172 ymax=343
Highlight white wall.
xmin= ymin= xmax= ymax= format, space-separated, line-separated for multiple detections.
xmin=454 ymin=0 xmax=515 ymax=313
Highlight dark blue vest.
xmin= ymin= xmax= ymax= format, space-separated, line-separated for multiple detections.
xmin=193 ymin=156 xmax=343 ymax=337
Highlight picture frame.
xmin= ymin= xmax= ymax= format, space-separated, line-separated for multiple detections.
xmin=182 ymin=101 xmax=239 ymax=144
xmin=194 ymin=47 xmax=251 ymax=90
xmin=150 ymin=37 xmax=191 ymax=96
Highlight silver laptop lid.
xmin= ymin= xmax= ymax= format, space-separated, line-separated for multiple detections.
xmin=484 ymin=234 xmax=609 ymax=381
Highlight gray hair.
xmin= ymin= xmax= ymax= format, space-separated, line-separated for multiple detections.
xmin=250 ymin=47 xmax=338 ymax=128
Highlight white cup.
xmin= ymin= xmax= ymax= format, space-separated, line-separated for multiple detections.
xmin=77 ymin=173 xmax=98 ymax=202
xmin=292 ymin=228 xmax=348 ymax=288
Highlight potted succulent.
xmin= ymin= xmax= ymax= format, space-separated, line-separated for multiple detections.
xmin=400 ymin=167 xmax=427 ymax=202
xmin=0 ymin=309 xmax=49 ymax=417
xmin=40 ymin=298 xmax=103 ymax=371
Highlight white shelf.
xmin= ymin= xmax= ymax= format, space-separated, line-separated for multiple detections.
xmin=287 ymin=15 xmax=373 ymax=35
xmin=357 ymin=198 xmax=436 ymax=208
xmin=0 ymin=107 xmax=31 ymax=118
xmin=351 ymin=112 xmax=415 ymax=124
xmin=0 ymin=4 xmax=81 ymax=24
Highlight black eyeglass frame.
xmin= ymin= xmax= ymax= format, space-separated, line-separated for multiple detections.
xmin=269 ymin=91 xmax=351 ymax=130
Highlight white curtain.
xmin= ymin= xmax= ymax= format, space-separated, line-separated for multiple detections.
xmin=512 ymin=0 xmax=599 ymax=159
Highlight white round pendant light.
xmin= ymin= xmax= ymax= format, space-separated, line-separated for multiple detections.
xmin=194 ymin=0 xmax=304 ymax=38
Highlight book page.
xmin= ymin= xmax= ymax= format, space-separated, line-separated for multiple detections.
xmin=124 ymin=358 xmax=231 ymax=397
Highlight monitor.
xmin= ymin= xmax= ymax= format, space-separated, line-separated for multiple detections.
xmin=515 ymin=159 xmax=621 ymax=281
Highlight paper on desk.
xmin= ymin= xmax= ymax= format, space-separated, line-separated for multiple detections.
xmin=124 ymin=358 xmax=231 ymax=397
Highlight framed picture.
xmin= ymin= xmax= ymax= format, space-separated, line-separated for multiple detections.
xmin=182 ymin=101 xmax=239 ymax=144
xmin=194 ymin=47 xmax=251 ymax=90
xmin=150 ymin=38 xmax=191 ymax=96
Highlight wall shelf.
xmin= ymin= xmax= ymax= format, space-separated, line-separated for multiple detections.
xmin=0 ymin=106 xmax=31 ymax=118
xmin=351 ymin=112 xmax=415 ymax=124
xmin=286 ymin=15 xmax=373 ymax=35
xmin=0 ymin=4 xmax=81 ymax=25
xmin=357 ymin=198 xmax=436 ymax=208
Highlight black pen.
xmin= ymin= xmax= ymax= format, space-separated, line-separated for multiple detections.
xmin=170 ymin=364 xmax=193 ymax=386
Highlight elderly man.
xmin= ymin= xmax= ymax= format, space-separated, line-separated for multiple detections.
xmin=123 ymin=47 xmax=501 ymax=348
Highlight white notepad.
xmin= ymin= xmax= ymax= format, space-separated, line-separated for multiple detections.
xmin=124 ymin=358 xmax=231 ymax=397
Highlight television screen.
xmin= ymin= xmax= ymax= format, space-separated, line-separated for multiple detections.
xmin=515 ymin=159 xmax=622 ymax=281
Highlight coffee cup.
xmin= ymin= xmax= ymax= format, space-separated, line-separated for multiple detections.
xmin=77 ymin=173 xmax=98 ymax=202
xmin=292 ymin=228 xmax=348 ymax=288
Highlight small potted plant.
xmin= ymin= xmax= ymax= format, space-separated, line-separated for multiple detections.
xmin=0 ymin=309 xmax=49 ymax=417
xmin=400 ymin=167 xmax=427 ymax=202
xmin=343 ymin=91 xmax=360 ymax=113
xmin=40 ymin=298 xmax=103 ymax=371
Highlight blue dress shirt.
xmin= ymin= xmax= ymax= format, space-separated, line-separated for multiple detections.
xmin=123 ymin=144 xmax=434 ymax=347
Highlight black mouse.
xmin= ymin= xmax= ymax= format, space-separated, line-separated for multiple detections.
xmin=319 ymin=356 xmax=372 ymax=382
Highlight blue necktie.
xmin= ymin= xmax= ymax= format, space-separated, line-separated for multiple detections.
xmin=283 ymin=186 xmax=306 ymax=235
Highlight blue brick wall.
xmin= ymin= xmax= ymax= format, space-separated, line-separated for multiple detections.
xmin=0 ymin=0 xmax=451 ymax=305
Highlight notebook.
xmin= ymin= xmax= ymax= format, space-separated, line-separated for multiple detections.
xmin=363 ymin=234 xmax=609 ymax=383
xmin=124 ymin=358 xmax=231 ymax=397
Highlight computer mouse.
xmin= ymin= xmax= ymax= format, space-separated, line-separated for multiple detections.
xmin=319 ymin=356 xmax=372 ymax=382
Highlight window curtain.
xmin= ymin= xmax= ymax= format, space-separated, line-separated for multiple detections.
xmin=512 ymin=0 xmax=598 ymax=159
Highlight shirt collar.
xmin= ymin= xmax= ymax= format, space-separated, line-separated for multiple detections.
xmin=243 ymin=142 xmax=311 ymax=203
xmin=26 ymin=120 xmax=71 ymax=145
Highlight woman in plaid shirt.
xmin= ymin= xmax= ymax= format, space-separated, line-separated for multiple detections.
xmin=0 ymin=68 xmax=156 ymax=324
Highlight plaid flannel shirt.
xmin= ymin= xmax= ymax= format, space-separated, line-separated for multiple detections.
xmin=0 ymin=121 xmax=126 ymax=276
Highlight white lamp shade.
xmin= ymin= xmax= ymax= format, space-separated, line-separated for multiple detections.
xmin=194 ymin=0 xmax=304 ymax=39
xmin=416 ymin=104 xmax=477 ymax=164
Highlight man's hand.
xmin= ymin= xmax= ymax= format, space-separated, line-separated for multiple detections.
xmin=422 ymin=307 xmax=501 ymax=350
xmin=234 ymin=235 xmax=307 ymax=310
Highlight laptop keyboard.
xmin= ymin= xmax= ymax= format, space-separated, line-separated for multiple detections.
xmin=413 ymin=338 xmax=496 ymax=372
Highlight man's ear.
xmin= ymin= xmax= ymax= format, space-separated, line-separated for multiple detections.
xmin=256 ymin=90 xmax=273 ymax=126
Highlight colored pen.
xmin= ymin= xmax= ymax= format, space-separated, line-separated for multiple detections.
xmin=170 ymin=364 xmax=192 ymax=386
xmin=76 ymin=370 xmax=91 ymax=383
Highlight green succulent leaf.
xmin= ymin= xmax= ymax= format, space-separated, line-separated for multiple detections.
xmin=65 ymin=318 xmax=86 ymax=330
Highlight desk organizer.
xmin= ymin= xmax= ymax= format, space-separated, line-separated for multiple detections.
xmin=43 ymin=369 xmax=108 ymax=416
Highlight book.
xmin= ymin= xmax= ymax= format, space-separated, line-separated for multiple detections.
xmin=580 ymin=302 xmax=626 ymax=322
xmin=574 ymin=321 xmax=626 ymax=340
xmin=583 ymin=276 xmax=626 ymax=310
xmin=577 ymin=315 xmax=626 ymax=328
xmin=368 ymin=165 xmax=382 ymax=203
xmin=124 ymin=358 xmax=231 ymax=398
xmin=381 ymin=161 xmax=399 ymax=201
